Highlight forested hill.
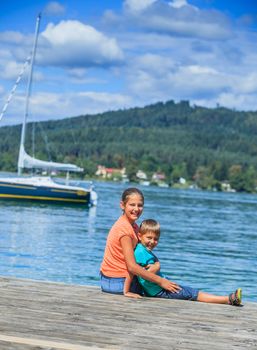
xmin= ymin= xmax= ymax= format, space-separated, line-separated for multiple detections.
xmin=1 ymin=99 xmax=257 ymax=191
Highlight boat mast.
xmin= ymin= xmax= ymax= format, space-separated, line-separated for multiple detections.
xmin=18 ymin=14 xmax=41 ymax=175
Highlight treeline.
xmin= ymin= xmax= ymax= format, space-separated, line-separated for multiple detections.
xmin=1 ymin=100 xmax=257 ymax=192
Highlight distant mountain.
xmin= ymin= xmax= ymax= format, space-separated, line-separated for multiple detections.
xmin=1 ymin=100 xmax=257 ymax=191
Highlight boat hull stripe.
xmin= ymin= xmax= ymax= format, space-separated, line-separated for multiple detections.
xmin=0 ymin=182 xmax=90 ymax=204
xmin=0 ymin=183 xmax=36 ymax=190
xmin=0 ymin=193 xmax=88 ymax=203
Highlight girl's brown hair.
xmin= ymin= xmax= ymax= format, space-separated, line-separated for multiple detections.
xmin=139 ymin=219 xmax=160 ymax=237
xmin=121 ymin=188 xmax=144 ymax=204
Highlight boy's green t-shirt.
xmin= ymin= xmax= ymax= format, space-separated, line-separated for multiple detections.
xmin=134 ymin=243 xmax=163 ymax=296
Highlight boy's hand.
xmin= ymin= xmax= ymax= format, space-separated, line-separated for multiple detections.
xmin=160 ymin=278 xmax=181 ymax=293
xmin=146 ymin=261 xmax=160 ymax=274
xmin=124 ymin=292 xmax=143 ymax=299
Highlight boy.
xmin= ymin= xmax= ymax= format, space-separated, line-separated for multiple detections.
xmin=124 ymin=219 xmax=242 ymax=306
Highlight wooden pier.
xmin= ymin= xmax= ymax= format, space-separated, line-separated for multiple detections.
xmin=0 ymin=277 xmax=256 ymax=350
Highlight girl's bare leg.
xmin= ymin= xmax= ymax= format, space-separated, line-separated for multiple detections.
xmin=197 ymin=291 xmax=229 ymax=304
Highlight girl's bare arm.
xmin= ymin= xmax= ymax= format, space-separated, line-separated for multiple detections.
xmin=123 ymin=272 xmax=142 ymax=299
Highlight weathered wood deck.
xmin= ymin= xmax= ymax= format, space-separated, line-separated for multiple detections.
xmin=0 ymin=277 xmax=256 ymax=350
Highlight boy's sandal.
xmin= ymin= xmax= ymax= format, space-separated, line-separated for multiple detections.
xmin=229 ymin=288 xmax=242 ymax=306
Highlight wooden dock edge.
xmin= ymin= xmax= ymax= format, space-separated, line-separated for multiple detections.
xmin=0 ymin=276 xmax=257 ymax=349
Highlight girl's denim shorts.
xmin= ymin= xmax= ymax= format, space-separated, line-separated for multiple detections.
xmin=156 ymin=284 xmax=199 ymax=301
xmin=100 ymin=273 xmax=125 ymax=294
xmin=100 ymin=272 xmax=143 ymax=295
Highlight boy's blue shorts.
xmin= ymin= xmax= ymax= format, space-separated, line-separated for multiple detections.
xmin=156 ymin=285 xmax=199 ymax=301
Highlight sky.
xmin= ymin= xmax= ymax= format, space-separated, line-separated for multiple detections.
xmin=0 ymin=0 xmax=257 ymax=125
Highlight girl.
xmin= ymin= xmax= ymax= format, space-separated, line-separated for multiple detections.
xmin=100 ymin=188 xmax=181 ymax=298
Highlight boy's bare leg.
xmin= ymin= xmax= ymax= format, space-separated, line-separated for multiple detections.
xmin=197 ymin=291 xmax=229 ymax=304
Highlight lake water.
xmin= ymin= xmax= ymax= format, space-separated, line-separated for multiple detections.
xmin=0 ymin=181 xmax=256 ymax=302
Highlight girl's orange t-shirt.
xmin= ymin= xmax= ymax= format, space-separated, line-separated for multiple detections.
xmin=100 ymin=215 xmax=139 ymax=278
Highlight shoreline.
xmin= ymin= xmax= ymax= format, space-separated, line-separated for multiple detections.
xmin=0 ymin=171 xmax=255 ymax=195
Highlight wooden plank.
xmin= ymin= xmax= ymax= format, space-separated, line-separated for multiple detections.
xmin=0 ymin=335 xmax=105 ymax=350
xmin=0 ymin=277 xmax=256 ymax=350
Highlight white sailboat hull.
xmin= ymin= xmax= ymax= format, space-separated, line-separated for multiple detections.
xmin=0 ymin=176 xmax=97 ymax=206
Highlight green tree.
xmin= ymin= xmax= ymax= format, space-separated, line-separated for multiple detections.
xmin=171 ymin=162 xmax=188 ymax=182
xmin=194 ymin=166 xmax=216 ymax=190
xmin=229 ymin=165 xmax=256 ymax=192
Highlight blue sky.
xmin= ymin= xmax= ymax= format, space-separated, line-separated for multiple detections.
xmin=0 ymin=0 xmax=257 ymax=125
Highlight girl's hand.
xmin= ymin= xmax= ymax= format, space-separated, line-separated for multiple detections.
xmin=160 ymin=278 xmax=181 ymax=293
xmin=124 ymin=292 xmax=143 ymax=299
xmin=146 ymin=261 xmax=160 ymax=274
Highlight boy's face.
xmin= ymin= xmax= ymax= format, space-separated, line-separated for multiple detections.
xmin=139 ymin=231 xmax=159 ymax=251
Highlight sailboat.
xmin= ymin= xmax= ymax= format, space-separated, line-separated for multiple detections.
xmin=0 ymin=14 xmax=97 ymax=206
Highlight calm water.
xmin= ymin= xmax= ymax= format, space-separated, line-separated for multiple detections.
xmin=0 ymin=181 xmax=256 ymax=301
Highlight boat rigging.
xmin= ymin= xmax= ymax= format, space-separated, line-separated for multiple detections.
xmin=0 ymin=14 xmax=97 ymax=206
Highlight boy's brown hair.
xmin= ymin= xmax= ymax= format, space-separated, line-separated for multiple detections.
xmin=139 ymin=219 xmax=160 ymax=237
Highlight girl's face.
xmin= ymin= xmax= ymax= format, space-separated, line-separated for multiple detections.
xmin=120 ymin=193 xmax=144 ymax=224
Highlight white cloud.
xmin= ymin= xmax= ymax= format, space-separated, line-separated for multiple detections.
xmin=0 ymin=58 xmax=43 ymax=82
xmin=169 ymin=0 xmax=188 ymax=9
xmin=231 ymin=72 xmax=257 ymax=95
xmin=168 ymin=0 xmax=198 ymax=11
xmin=44 ymin=1 xmax=66 ymax=16
xmin=145 ymin=16 xmax=230 ymax=39
xmin=186 ymin=65 xmax=218 ymax=75
xmin=217 ymin=92 xmax=257 ymax=111
xmin=124 ymin=0 xmax=157 ymax=13
xmin=125 ymin=43 xmax=257 ymax=110
xmin=77 ymin=91 xmax=131 ymax=107
xmin=0 ymin=48 xmax=13 ymax=62
xmin=132 ymin=54 xmax=177 ymax=76
xmin=39 ymin=20 xmax=124 ymax=67
xmin=0 ymin=61 xmax=25 ymax=80
xmin=67 ymin=68 xmax=107 ymax=85
xmin=139 ymin=8 xmax=232 ymax=40
xmin=171 ymin=65 xmax=228 ymax=95
xmin=0 ymin=31 xmax=36 ymax=68
xmin=117 ymin=0 xmax=233 ymax=41
xmin=0 ymin=90 xmax=133 ymax=125
xmin=1 ymin=0 xmax=257 ymax=126
xmin=0 ymin=31 xmax=25 ymax=44
xmin=195 ymin=91 xmax=257 ymax=111
xmin=67 ymin=68 xmax=87 ymax=79
xmin=126 ymin=53 xmax=235 ymax=105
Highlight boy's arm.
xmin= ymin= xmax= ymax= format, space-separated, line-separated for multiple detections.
xmin=146 ymin=250 xmax=161 ymax=274
xmin=123 ymin=273 xmax=142 ymax=299
xmin=146 ymin=261 xmax=161 ymax=274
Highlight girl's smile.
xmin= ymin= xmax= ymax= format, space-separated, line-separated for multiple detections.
xmin=120 ymin=193 xmax=144 ymax=224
